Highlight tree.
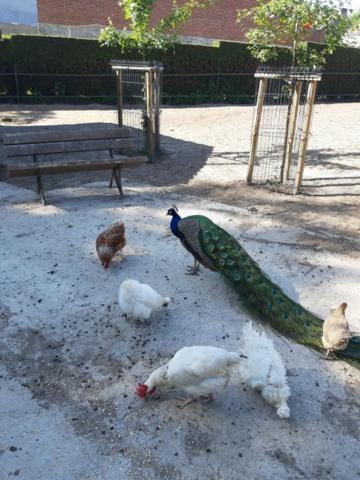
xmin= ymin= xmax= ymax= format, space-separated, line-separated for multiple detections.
xmin=237 ymin=0 xmax=360 ymax=67
xmin=99 ymin=0 xmax=214 ymax=56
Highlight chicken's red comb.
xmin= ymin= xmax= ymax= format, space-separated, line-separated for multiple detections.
xmin=136 ymin=383 xmax=148 ymax=398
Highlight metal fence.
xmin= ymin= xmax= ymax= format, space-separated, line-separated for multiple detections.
xmin=0 ymin=71 xmax=359 ymax=105
xmin=247 ymin=67 xmax=322 ymax=194
xmin=111 ymin=60 xmax=163 ymax=160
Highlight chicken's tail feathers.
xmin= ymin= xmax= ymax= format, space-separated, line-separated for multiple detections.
xmin=115 ymin=221 xmax=125 ymax=232
xmin=277 ymin=402 xmax=290 ymax=420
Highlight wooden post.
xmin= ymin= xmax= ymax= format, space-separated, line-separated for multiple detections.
xmin=281 ymin=80 xmax=302 ymax=182
xmin=14 ymin=63 xmax=20 ymax=104
xmin=247 ymin=78 xmax=268 ymax=184
xmin=293 ymin=80 xmax=317 ymax=194
xmin=116 ymin=70 xmax=123 ymax=127
xmin=153 ymin=67 xmax=161 ymax=156
xmin=145 ymin=70 xmax=155 ymax=162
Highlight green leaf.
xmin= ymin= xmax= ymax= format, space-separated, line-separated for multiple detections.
xmin=98 ymin=0 xmax=214 ymax=57
xmin=237 ymin=0 xmax=357 ymax=67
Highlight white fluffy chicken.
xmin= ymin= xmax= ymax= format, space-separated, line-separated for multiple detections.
xmin=119 ymin=279 xmax=170 ymax=322
xmin=136 ymin=346 xmax=247 ymax=407
xmin=238 ymin=323 xmax=290 ymax=419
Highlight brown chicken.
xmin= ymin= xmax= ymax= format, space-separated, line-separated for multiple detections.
xmin=322 ymin=302 xmax=350 ymax=357
xmin=96 ymin=222 xmax=126 ymax=270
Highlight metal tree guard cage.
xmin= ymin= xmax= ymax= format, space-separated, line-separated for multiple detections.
xmin=111 ymin=60 xmax=163 ymax=162
xmin=247 ymin=67 xmax=322 ymax=194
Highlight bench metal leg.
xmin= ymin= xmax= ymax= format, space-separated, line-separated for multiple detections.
xmin=109 ymin=171 xmax=114 ymax=188
xmin=111 ymin=167 xmax=124 ymax=197
xmin=109 ymin=149 xmax=115 ymax=188
xmin=36 ymin=174 xmax=46 ymax=205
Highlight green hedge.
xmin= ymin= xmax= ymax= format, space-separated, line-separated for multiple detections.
xmin=0 ymin=35 xmax=359 ymax=104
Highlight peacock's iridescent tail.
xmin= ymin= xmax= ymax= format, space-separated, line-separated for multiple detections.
xmin=188 ymin=215 xmax=360 ymax=363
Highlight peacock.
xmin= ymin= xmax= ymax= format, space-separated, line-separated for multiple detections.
xmin=166 ymin=207 xmax=360 ymax=363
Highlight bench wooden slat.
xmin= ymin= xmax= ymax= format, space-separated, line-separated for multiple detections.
xmin=3 ymin=127 xmax=132 ymax=145
xmin=6 ymin=157 xmax=147 ymax=177
xmin=2 ymin=125 xmax=148 ymax=204
xmin=4 ymin=137 xmax=134 ymax=157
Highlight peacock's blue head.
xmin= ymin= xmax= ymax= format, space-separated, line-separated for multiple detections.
xmin=167 ymin=206 xmax=181 ymax=235
xmin=166 ymin=206 xmax=180 ymax=217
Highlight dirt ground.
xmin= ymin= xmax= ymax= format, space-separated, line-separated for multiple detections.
xmin=0 ymin=103 xmax=360 ymax=480
xmin=1 ymin=102 xmax=360 ymax=257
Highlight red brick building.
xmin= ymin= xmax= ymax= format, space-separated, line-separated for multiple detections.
xmin=37 ymin=0 xmax=257 ymax=43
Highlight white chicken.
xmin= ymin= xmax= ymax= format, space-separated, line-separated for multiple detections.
xmin=237 ymin=322 xmax=291 ymax=419
xmin=136 ymin=346 xmax=247 ymax=407
xmin=119 ymin=279 xmax=170 ymax=322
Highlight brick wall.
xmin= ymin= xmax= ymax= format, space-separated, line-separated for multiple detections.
xmin=37 ymin=0 xmax=257 ymax=43
xmin=37 ymin=0 xmax=120 ymax=27
xmin=37 ymin=0 xmax=322 ymax=44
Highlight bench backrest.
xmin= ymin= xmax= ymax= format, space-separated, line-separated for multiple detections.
xmin=3 ymin=127 xmax=134 ymax=157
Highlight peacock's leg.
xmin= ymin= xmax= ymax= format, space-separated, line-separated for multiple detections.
xmin=186 ymin=259 xmax=200 ymax=276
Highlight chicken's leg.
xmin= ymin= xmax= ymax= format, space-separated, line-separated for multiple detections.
xmin=200 ymin=393 xmax=213 ymax=403
xmin=178 ymin=396 xmax=196 ymax=408
xmin=323 ymin=350 xmax=337 ymax=360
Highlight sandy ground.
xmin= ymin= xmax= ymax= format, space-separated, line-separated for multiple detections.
xmin=1 ymin=102 xmax=360 ymax=253
xmin=0 ymin=103 xmax=360 ymax=479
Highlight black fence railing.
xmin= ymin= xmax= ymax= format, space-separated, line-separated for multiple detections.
xmin=0 ymin=72 xmax=359 ymax=105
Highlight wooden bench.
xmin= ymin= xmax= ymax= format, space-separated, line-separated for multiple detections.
xmin=1 ymin=126 xmax=147 ymax=204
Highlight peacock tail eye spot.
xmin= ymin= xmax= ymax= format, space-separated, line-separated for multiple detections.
xmin=283 ymin=312 xmax=289 ymax=320
xmin=227 ymin=259 xmax=234 ymax=266
xmin=304 ymin=320 xmax=310 ymax=328
xmin=208 ymin=244 xmax=215 ymax=253
xmin=219 ymin=258 xmax=226 ymax=266
xmin=268 ymin=302 xmax=273 ymax=309
xmin=245 ymin=273 xmax=252 ymax=280
xmin=272 ymin=288 xmax=278 ymax=296
xmin=233 ymin=271 xmax=241 ymax=281
xmin=221 ymin=252 xmax=228 ymax=259
xmin=297 ymin=308 xmax=303 ymax=316
xmin=279 ymin=298 xmax=284 ymax=304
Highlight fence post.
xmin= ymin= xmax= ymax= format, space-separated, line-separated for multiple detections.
xmin=247 ymin=77 xmax=268 ymax=184
xmin=116 ymin=70 xmax=123 ymax=127
xmin=281 ymin=80 xmax=302 ymax=182
xmin=145 ymin=70 xmax=155 ymax=162
xmin=14 ymin=64 xmax=20 ymax=104
xmin=293 ymin=80 xmax=318 ymax=194
xmin=153 ymin=66 xmax=162 ymax=156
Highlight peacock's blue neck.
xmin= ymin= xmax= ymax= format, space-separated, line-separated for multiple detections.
xmin=170 ymin=213 xmax=182 ymax=236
